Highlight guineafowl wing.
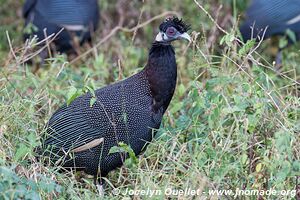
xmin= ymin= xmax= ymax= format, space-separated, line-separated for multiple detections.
xmin=44 ymin=99 xmax=109 ymax=174
xmin=241 ymin=0 xmax=300 ymax=40
xmin=44 ymin=72 xmax=161 ymax=174
xmin=45 ymin=104 xmax=103 ymax=154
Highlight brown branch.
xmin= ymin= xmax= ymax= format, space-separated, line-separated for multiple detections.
xmin=69 ymin=11 xmax=179 ymax=65
xmin=21 ymin=28 xmax=65 ymax=64
xmin=6 ymin=31 xmax=18 ymax=63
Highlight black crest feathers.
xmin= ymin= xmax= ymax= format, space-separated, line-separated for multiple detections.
xmin=159 ymin=17 xmax=190 ymax=33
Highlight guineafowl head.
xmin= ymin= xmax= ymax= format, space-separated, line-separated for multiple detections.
xmin=155 ymin=17 xmax=191 ymax=43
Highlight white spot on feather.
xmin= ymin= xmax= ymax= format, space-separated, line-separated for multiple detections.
xmin=286 ymin=14 xmax=300 ymax=25
xmin=63 ymin=24 xmax=86 ymax=31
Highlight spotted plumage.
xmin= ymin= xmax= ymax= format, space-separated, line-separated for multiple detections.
xmin=43 ymin=17 xmax=191 ymax=181
xmin=240 ymin=0 xmax=300 ymax=41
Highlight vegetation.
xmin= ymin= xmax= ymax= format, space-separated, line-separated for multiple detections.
xmin=0 ymin=0 xmax=299 ymax=199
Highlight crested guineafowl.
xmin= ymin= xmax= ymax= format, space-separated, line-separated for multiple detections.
xmin=43 ymin=17 xmax=190 ymax=187
xmin=240 ymin=0 xmax=300 ymax=65
xmin=240 ymin=0 xmax=300 ymax=42
xmin=23 ymin=0 xmax=99 ymax=54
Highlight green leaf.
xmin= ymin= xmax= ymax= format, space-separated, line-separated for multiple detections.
xmin=109 ymin=146 xmax=125 ymax=154
xmin=23 ymin=22 xmax=38 ymax=35
xmin=276 ymin=161 xmax=291 ymax=181
xmin=178 ymin=84 xmax=186 ymax=97
xmin=15 ymin=144 xmax=30 ymax=161
xmin=170 ymin=102 xmax=183 ymax=113
xmin=220 ymin=35 xmax=226 ymax=45
xmin=27 ymin=133 xmax=39 ymax=148
xmin=275 ymin=131 xmax=291 ymax=152
xmin=239 ymin=39 xmax=255 ymax=56
xmin=279 ymin=37 xmax=288 ymax=49
xmin=109 ymin=142 xmax=138 ymax=167
xmin=248 ymin=114 xmax=258 ymax=133
xmin=84 ymin=85 xmax=95 ymax=96
xmin=286 ymin=29 xmax=297 ymax=43
xmin=25 ymin=191 xmax=40 ymax=200
xmin=89 ymin=97 xmax=97 ymax=107
xmin=255 ymin=163 xmax=263 ymax=172
xmin=241 ymin=154 xmax=248 ymax=165
xmin=66 ymin=86 xmax=81 ymax=106
xmin=292 ymin=160 xmax=300 ymax=172
xmin=226 ymin=34 xmax=235 ymax=46
xmin=220 ymin=33 xmax=235 ymax=46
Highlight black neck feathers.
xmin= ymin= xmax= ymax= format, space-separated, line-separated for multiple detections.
xmin=144 ymin=42 xmax=177 ymax=113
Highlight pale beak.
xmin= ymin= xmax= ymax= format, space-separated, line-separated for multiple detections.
xmin=179 ymin=32 xmax=191 ymax=42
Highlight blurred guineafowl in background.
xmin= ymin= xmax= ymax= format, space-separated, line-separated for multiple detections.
xmin=23 ymin=0 xmax=99 ymax=55
xmin=240 ymin=0 xmax=300 ymax=41
xmin=240 ymin=0 xmax=300 ymax=65
xmin=42 ymin=17 xmax=190 ymax=189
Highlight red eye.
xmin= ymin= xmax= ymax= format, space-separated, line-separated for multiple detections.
xmin=166 ymin=27 xmax=176 ymax=36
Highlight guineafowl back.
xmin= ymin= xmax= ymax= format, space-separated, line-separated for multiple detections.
xmin=44 ymin=71 xmax=164 ymax=177
xmin=23 ymin=0 xmax=99 ymax=26
xmin=23 ymin=0 xmax=99 ymax=53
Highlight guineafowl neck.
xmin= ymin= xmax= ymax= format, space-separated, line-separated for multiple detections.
xmin=145 ymin=42 xmax=177 ymax=112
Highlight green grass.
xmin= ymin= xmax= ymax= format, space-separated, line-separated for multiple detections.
xmin=0 ymin=0 xmax=299 ymax=199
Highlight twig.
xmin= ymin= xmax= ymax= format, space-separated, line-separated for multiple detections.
xmin=131 ymin=6 xmax=145 ymax=43
xmin=193 ymin=0 xmax=229 ymax=36
xmin=6 ymin=31 xmax=18 ymax=63
xmin=21 ymin=28 xmax=64 ymax=64
xmin=194 ymin=0 xmax=299 ymax=86
xmin=224 ymin=54 xmax=287 ymax=120
xmin=43 ymin=28 xmax=53 ymax=58
xmin=69 ymin=11 xmax=179 ymax=65
xmin=0 ymin=70 xmax=23 ymax=98
xmin=207 ymin=4 xmax=223 ymax=50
